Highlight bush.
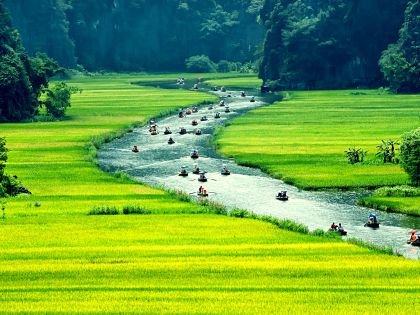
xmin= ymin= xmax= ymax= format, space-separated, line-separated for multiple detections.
xmin=217 ymin=60 xmax=237 ymax=73
xmin=185 ymin=55 xmax=217 ymax=73
xmin=229 ymin=208 xmax=254 ymax=218
xmin=88 ymin=206 xmax=119 ymax=215
xmin=400 ymin=127 xmax=420 ymax=186
xmin=122 ymin=206 xmax=151 ymax=215
xmin=374 ymin=185 xmax=420 ymax=197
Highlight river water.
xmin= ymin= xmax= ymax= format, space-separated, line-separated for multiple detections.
xmin=98 ymin=86 xmax=419 ymax=259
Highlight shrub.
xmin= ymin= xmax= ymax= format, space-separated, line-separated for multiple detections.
xmin=185 ymin=55 xmax=217 ymax=73
xmin=229 ymin=208 xmax=254 ymax=218
xmin=374 ymin=185 xmax=420 ymax=197
xmin=344 ymin=147 xmax=367 ymax=164
xmin=122 ymin=206 xmax=151 ymax=215
xmin=217 ymin=60 xmax=237 ymax=73
xmin=400 ymin=127 xmax=420 ymax=186
xmin=89 ymin=206 xmax=119 ymax=215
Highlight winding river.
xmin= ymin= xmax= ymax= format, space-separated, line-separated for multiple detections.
xmin=98 ymin=85 xmax=420 ymax=259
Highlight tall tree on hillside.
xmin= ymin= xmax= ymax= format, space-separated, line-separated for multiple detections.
xmin=259 ymin=0 xmax=407 ymax=90
xmin=0 ymin=1 xmax=59 ymax=121
xmin=4 ymin=0 xmax=76 ymax=67
xmin=380 ymin=0 xmax=420 ymax=92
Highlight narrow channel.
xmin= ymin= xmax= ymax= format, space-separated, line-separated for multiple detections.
xmin=98 ymin=85 xmax=420 ymax=259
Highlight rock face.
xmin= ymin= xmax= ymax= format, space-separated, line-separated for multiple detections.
xmin=259 ymin=0 xmax=408 ymax=90
xmin=5 ymin=0 xmax=264 ymax=71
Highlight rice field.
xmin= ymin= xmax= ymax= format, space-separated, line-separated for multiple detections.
xmin=0 ymin=74 xmax=419 ymax=313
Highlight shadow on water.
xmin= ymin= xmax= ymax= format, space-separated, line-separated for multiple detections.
xmin=99 ymin=81 xmax=420 ymax=260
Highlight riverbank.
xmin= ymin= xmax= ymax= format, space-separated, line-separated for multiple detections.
xmin=213 ymin=87 xmax=419 ymax=216
xmin=0 ymin=74 xmax=419 ymax=313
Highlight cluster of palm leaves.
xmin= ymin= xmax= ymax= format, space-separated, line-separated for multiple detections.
xmin=376 ymin=139 xmax=399 ymax=164
xmin=344 ymin=147 xmax=367 ymax=164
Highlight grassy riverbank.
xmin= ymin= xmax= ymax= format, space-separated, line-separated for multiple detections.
xmin=214 ymin=88 xmax=420 ymax=215
xmin=0 ymin=74 xmax=419 ymax=313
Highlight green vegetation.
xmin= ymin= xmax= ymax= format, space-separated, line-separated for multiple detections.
xmin=215 ymin=88 xmax=420 ymax=214
xmin=205 ymin=76 xmax=262 ymax=89
xmin=400 ymin=127 xmax=420 ymax=186
xmin=0 ymin=73 xmax=419 ymax=312
xmin=186 ymin=55 xmax=217 ymax=73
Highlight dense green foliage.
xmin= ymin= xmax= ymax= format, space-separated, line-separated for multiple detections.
xmin=380 ymin=1 xmax=420 ymax=92
xmin=259 ymin=0 xmax=409 ymax=90
xmin=400 ymin=127 xmax=420 ymax=186
xmin=0 ymin=1 xmax=59 ymax=121
xmin=41 ymin=81 xmax=78 ymax=118
xmin=5 ymin=0 xmax=263 ymax=71
xmin=186 ymin=55 xmax=217 ymax=73
xmin=0 ymin=137 xmax=23 ymax=198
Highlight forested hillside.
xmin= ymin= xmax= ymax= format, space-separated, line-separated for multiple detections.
xmin=5 ymin=0 xmax=264 ymax=71
xmin=259 ymin=0 xmax=417 ymax=90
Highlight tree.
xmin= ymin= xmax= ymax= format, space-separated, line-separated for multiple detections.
xmin=42 ymin=81 xmax=79 ymax=118
xmin=185 ymin=55 xmax=217 ymax=73
xmin=345 ymin=147 xmax=367 ymax=164
xmin=400 ymin=127 xmax=420 ymax=186
xmin=376 ymin=139 xmax=400 ymax=164
xmin=380 ymin=1 xmax=420 ymax=92
xmin=0 ymin=136 xmax=24 ymax=197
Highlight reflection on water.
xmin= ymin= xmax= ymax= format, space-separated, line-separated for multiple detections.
xmin=98 ymin=87 xmax=419 ymax=260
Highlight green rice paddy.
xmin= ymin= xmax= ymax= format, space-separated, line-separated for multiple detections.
xmin=0 ymin=74 xmax=419 ymax=313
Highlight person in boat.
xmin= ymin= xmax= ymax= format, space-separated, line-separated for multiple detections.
xmin=195 ymin=129 xmax=202 ymax=135
xmin=330 ymin=222 xmax=338 ymax=231
xmin=408 ymin=231 xmax=417 ymax=244
xmin=250 ymin=96 xmax=256 ymax=102
xmin=241 ymin=91 xmax=246 ymax=97
xmin=168 ymin=137 xmax=175 ymax=144
xmin=337 ymin=223 xmax=344 ymax=232
xmin=215 ymin=112 xmax=221 ymax=119
xmin=193 ymin=163 xmax=200 ymax=174
xmin=164 ymin=127 xmax=172 ymax=134
xmin=201 ymin=116 xmax=207 ymax=121
xmin=178 ymin=111 xmax=184 ymax=118
xmin=221 ymin=86 xmax=226 ymax=92
xmin=192 ymin=106 xmax=198 ymax=113
xmin=193 ymin=84 xmax=199 ymax=90
xmin=132 ymin=145 xmax=139 ymax=153
xmin=219 ymin=100 xmax=225 ymax=106
xmin=198 ymin=186 xmax=203 ymax=194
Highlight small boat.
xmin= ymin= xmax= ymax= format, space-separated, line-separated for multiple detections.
xmin=192 ymin=120 xmax=198 ymax=126
xmin=214 ymin=112 xmax=221 ymax=119
xmin=186 ymin=109 xmax=192 ymax=115
xmin=250 ymin=97 xmax=256 ymax=103
xmin=224 ymin=106 xmax=230 ymax=113
xmin=261 ymin=82 xmax=270 ymax=93
xmin=208 ymin=105 xmax=213 ymax=110
xmin=192 ymin=106 xmax=198 ymax=113
xmin=198 ymin=171 xmax=207 ymax=182
xmin=409 ymin=239 xmax=420 ymax=247
xmin=179 ymin=127 xmax=187 ymax=135
xmin=192 ymin=84 xmax=199 ymax=90
xmin=197 ymin=192 xmax=209 ymax=197
xmin=164 ymin=127 xmax=172 ymax=135
xmin=200 ymin=116 xmax=208 ymax=122
xmin=132 ymin=145 xmax=139 ymax=153
xmin=276 ymin=191 xmax=288 ymax=201
xmin=192 ymin=163 xmax=200 ymax=174
xmin=407 ymin=230 xmax=420 ymax=246
xmin=179 ymin=166 xmax=188 ymax=177
xmin=195 ymin=129 xmax=202 ymax=135
xmin=241 ymin=91 xmax=246 ymax=97
xmin=364 ymin=214 xmax=380 ymax=228
xmin=212 ymin=87 xmax=219 ymax=91
xmin=219 ymin=100 xmax=225 ymax=107
xmin=221 ymin=87 xmax=226 ymax=92
xmin=168 ymin=137 xmax=175 ymax=145
xmin=221 ymin=165 xmax=230 ymax=175
xmin=227 ymin=93 xmax=232 ymax=98
xmin=150 ymin=130 xmax=158 ymax=136
xmin=338 ymin=230 xmax=347 ymax=236
xmin=190 ymin=150 xmax=199 ymax=159
xmin=178 ymin=111 xmax=184 ymax=118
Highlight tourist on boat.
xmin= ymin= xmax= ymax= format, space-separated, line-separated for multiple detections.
xmin=221 ymin=86 xmax=226 ymax=92
xmin=168 ymin=137 xmax=175 ymax=145
xmin=338 ymin=223 xmax=344 ymax=232
xmin=193 ymin=163 xmax=200 ymax=174
xmin=193 ymin=84 xmax=199 ymax=90
xmin=408 ymin=231 xmax=417 ymax=243
xmin=178 ymin=111 xmax=184 ymax=118
xmin=330 ymin=222 xmax=338 ymax=230
xmin=241 ymin=91 xmax=246 ymax=97
xmin=219 ymin=100 xmax=225 ymax=106
xmin=198 ymin=186 xmax=203 ymax=194
xmin=132 ymin=145 xmax=139 ymax=153
xmin=250 ymin=96 xmax=256 ymax=102
xmin=215 ymin=112 xmax=221 ymax=119
xmin=164 ymin=127 xmax=172 ymax=135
